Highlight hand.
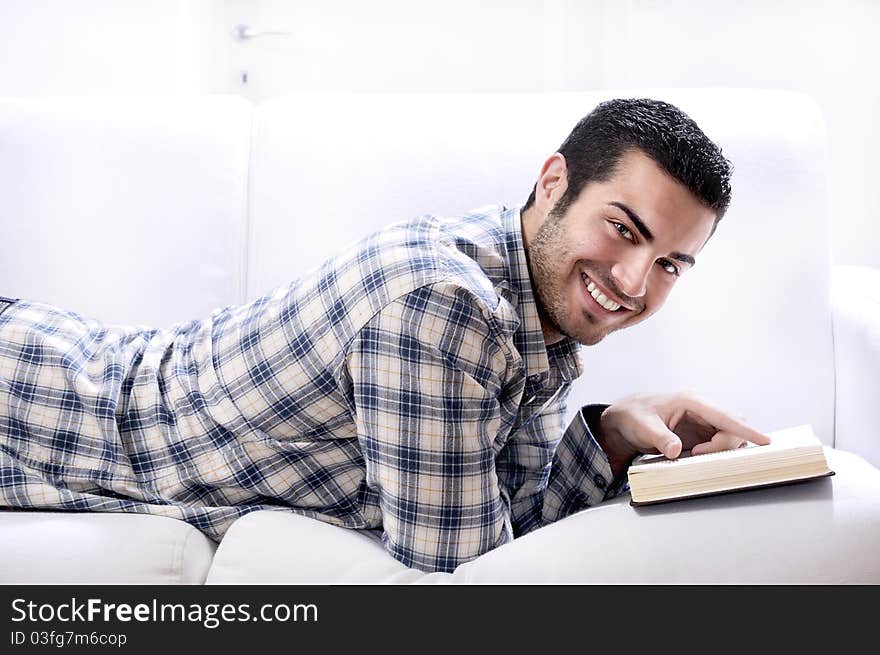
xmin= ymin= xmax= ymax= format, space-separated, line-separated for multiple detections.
xmin=596 ymin=391 xmax=772 ymax=479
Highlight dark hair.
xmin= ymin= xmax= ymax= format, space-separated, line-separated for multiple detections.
xmin=523 ymin=98 xmax=733 ymax=231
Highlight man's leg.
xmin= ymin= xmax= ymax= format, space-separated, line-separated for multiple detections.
xmin=0 ymin=299 xmax=141 ymax=507
xmin=0 ymin=298 xmax=291 ymax=543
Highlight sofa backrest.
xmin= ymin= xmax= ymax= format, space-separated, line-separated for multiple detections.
xmin=248 ymin=90 xmax=834 ymax=442
xmin=0 ymin=91 xmax=835 ymax=444
xmin=0 ymin=96 xmax=251 ymax=327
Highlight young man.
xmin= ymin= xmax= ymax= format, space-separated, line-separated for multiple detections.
xmin=0 ymin=99 xmax=769 ymax=573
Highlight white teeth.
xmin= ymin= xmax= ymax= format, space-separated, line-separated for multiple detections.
xmin=581 ymin=273 xmax=621 ymax=311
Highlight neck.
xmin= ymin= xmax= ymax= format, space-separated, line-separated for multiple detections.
xmin=519 ymin=204 xmax=541 ymax=251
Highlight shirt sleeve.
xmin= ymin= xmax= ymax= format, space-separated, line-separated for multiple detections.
xmin=344 ymin=282 xmax=514 ymax=573
xmin=495 ymin=392 xmax=631 ymax=538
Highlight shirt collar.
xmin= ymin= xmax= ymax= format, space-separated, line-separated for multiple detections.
xmin=500 ymin=206 xmax=584 ymax=388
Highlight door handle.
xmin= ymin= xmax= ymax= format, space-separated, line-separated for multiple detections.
xmin=232 ymin=24 xmax=292 ymax=40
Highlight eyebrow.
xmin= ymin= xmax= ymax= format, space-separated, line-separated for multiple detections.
xmin=607 ymin=201 xmax=696 ymax=267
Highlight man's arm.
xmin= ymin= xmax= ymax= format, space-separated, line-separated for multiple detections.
xmin=496 ymin=393 xmax=770 ymax=536
xmin=344 ymin=282 xmax=514 ymax=573
xmin=495 ymin=397 xmax=627 ymax=537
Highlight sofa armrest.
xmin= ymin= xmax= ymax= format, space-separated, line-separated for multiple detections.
xmin=832 ymin=265 xmax=880 ymax=468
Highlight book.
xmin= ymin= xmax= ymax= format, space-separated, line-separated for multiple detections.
xmin=627 ymin=424 xmax=834 ymax=506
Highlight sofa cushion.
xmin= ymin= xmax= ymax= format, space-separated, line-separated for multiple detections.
xmin=207 ymin=447 xmax=880 ymax=584
xmin=206 ymin=511 xmax=441 ymax=584
xmin=0 ymin=512 xmax=217 ymax=584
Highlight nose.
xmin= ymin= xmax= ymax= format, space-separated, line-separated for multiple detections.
xmin=610 ymin=252 xmax=653 ymax=299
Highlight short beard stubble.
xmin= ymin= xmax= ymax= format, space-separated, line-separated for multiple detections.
xmin=526 ymin=206 xmax=606 ymax=346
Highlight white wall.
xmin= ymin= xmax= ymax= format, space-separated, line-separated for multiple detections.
xmin=1 ymin=0 xmax=877 ymax=267
xmin=0 ymin=0 xmax=200 ymax=95
xmin=599 ymin=0 xmax=880 ymax=271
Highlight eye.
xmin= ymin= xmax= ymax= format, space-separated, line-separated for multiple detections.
xmin=657 ymin=258 xmax=680 ymax=276
xmin=612 ymin=222 xmax=634 ymax=242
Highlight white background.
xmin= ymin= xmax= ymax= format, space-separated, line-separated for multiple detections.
xmin=1 ymin=0 xmax=877 ymax=268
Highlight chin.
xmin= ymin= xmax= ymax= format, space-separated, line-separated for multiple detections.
xmin=560 ymin=321 xmax=607 ymax=346
xmin=573 ymin=331 xmax=606 ymax=346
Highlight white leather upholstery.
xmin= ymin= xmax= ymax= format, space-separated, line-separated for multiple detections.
xmin=832 ymin=265 xmax=880 ymax=468
xmin=449 ymin=448 xmax=879 ymax=584
xmin=0 ymin=512 xmax=216 ymax=584
xmin=453 ymin=449 xmax=880 ymax=584
xmin=206 ymin=448 xmax=880 ymax=584
xmin=206 ymin=511 xmax=432 ymax=585
xmin=0 ymin=96 xmax=251 ymax=326
xmin=247 ymin=90 xmax=835 ymax=445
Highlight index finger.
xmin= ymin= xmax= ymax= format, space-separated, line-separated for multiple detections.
xmin=681 ymin=394 xmax=772 ymax=446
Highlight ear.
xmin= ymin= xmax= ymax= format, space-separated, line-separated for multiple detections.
xmin=534 ymin=153 xmax=569 ymax=214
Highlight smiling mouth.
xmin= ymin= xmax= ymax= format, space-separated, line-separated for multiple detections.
xmin=580 ymin=272 xmax=627 ymax=312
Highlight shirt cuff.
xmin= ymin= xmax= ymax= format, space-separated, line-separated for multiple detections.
xmin=554 ymin=403 xmax=619 ymax=508
xmin=578 ymin=403 xmax=631 ymax=501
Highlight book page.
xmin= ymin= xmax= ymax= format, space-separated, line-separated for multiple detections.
xmin=629 ymin=424 xmax=820 ymax=471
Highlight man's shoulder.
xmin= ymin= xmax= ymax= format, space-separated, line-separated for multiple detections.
xmin=375 ymin=204 xmax=510 ymax=258
xmin=420 ymin=204 xmax=514 ymax=294
xmin=337 ymin=205 xmax=521 ymax=333
xmin=338 ymin=204 xmax=511 ymax=296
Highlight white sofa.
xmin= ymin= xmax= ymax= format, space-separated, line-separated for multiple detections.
xmin=1 ymin=90 xmax=879 ymax=584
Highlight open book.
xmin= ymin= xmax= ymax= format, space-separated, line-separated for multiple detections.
xmin=627 ymin=424 xmax=834 ymax=506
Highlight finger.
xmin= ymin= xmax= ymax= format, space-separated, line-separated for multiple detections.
xmin=680 ymin=395 xmax=771 ymax=446
xmin=690 ymin=431 xmax=745 ymax=456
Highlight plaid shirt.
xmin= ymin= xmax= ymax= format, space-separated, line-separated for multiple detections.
xmin=0 ymin=205 xmax=625 ymax=573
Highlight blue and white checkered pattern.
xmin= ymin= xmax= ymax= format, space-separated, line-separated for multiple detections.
xmin=0 ymin=206 xmax=624 ymax=573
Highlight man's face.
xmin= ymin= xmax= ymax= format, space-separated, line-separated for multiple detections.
xmin=525 ymin=149 xmax=717 ymax=346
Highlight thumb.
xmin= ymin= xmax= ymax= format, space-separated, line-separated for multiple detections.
xmin=642 ymin=417 xmax=682 ymax=459
xmin=663 ymin=434 xmax=682 ymax=459
xmin=656 ymin=426 xmax=682 ymax=459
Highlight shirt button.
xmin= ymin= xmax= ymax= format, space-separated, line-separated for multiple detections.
xmin=593 ymin=474 xmax=607 ymax=490
xmin=528 ymin=374 xmax=541 ymax=382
